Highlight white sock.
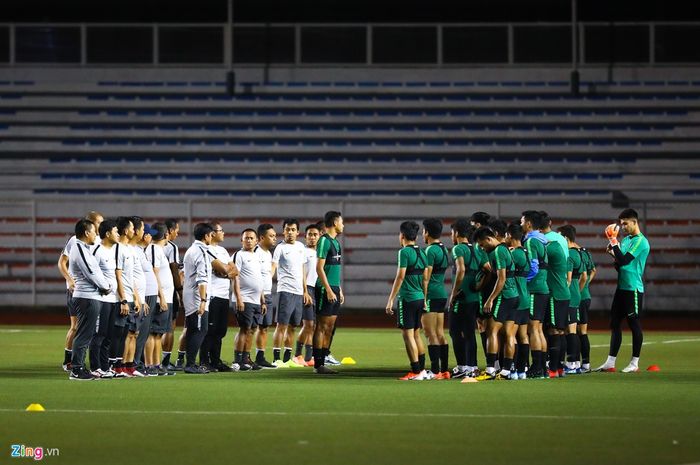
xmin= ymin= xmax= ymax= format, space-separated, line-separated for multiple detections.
xmin=606 ymin=355 xmax=617 ymax=366
xmin=629 ymin=356 xmax=639 ymax=367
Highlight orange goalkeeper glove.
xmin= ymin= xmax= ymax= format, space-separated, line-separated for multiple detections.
xmin=605 ymin=223 xmax=620 ymax=247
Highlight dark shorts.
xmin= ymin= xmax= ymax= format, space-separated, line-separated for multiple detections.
xmin=114 ymin=301 xmax=133 ymax=327
xmin=548 ymin=298 xmax=570 ymax=330
xmin=303 ymin=285 xmax=316 ymax=321
xmin=96 ymin=301 xmax=117 ymax=335
xmin=315 ymin=285 xmax=341 ymax=318
xmin=425 ymin=298 xmax=447 ymax=314
xmin=67 ymin=290 xmax=78 ymax=317
xmin=236 ymin=302 xmax=261 ymax=329
xmin=277 ymin=291 xmax=303 ymax=326
xmin=568 ymin=306 xmax=579 ymax=325
xmin=127 ymin=302 xmax=143 ymax=333
xmin=171 ymin=289 xmax=182 ymax=322
xmin=513 ymin=308 xmax=530 ymax=326
xmin=492 ymin=296 xmax=519 ymax=324
xmin=260 ymin=294 xmax=274 ymax=328
xmin=137 ymin=295 xmax=156 ymax=334
xmin=578 ymin=299 xmax=591 ymax=325
xmin=450 ymin=299 xmax=479 ymax=317
xmin=397 ymin=298 xmax=423 ymax=330
xmin=151 ymin=303 xmax=173 ymax=335
xmin=611 ymin=289 xmax=644 ymax=320
xmin=529 ymin=293 xmax=549 ymax=322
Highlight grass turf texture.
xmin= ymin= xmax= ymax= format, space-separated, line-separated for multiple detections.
xmin=1 ymin=327 xmax=700 ymax=465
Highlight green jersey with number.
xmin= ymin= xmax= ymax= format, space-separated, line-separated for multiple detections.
xmin=398 ymin=245 xmax=426 ymax=302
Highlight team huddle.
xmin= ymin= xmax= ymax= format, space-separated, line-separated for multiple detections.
xmin=384 ymin=209 xmax=650 ymax=381
xmin=59 ymin=211 xmax=345 ymax=380
xmin=58 ymin=207 xmax=649 ymax=382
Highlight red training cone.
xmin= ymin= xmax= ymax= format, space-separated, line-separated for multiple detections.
xmin=646 ymin=365 xmax=660 ymax=372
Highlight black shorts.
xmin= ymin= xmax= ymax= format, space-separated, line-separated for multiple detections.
xmin=67 ymin=290 xmax=78 ymax=317
xmin=113 ymin=301 xmax=133 ymax=327
xmin=547 ymin=298 xmax=570 ymax=330
xmin=236 ymin=302 xmax=261 ymax=329
xmin=568 ymin=306 xmax=579 ymax=325
xmin=151 ymin=302 xmax=173 ymax=335
xmin=513 ymin=308 xmax=530 ymax=326
xmin=397 ymin=298 xmax=423 ymax=330
xmin=529 ymin=293 xmax=549 ymax=322
xmin=137 ymin=295 xmax=156 ymax=335
xmin=277 ymin=292 xmax=303 ymax=326
xmin=315 ymin=285 xmax=341 ymax=317
xmin=171 ymin=289 xmax=182 ymax=321
xmin=492 ymin=296 xmax=519 ymax=324
xmin=259 ymin=294 xmax=275 ymax=328
xmin=611 ymin=289 xmax=644 ymax=320
xmin=425 ymin=298 xmax=447 ymax=314
xmin=578 ymin=299 xmax=591 ymax=324
xmin=125 ymin=303 xmax=138 ymax=332
xmin=303 ymin=285 xmax=316 ymax=321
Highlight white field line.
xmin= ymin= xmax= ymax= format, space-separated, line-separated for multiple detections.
xmin=590 ymin=338 xmax=700 ymax=348
xmin=0 ymin=407 xmax=638 ymax=422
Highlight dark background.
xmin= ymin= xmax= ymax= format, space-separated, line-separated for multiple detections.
xmin=3 ymin=0 xmax=700 ymax=23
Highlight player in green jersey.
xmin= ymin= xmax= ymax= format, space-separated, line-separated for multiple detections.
xmin=577 ymin=243 xmax=596 ymax=372
xmin=520 ymin=210 xmax=549 ymax=378
xmin=421 ymin=218 xmax=450 ymax=379
xmin=558 ymin=225 xmax=588 ymax=374
xmin=596 ymin=209 xmax=650 ymax=373
xmin=473 ymin=227 xmax=520 ymax=381
xmin=313 ymin=211 xmax=345 ymax=375
xmin=541 ymin=212 xmax=570 ymax=378
xmin=386 ymin=221 xmax=429 ymax=381
xmin=447 ymin=220 xmax=480 ymax=378
xmin=505 ymin=223 xmax=531 ymax=379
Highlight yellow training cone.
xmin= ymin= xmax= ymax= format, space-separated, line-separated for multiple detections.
xmin=25 ymin=404 xmax=45 ymax=412
xmin=461 ymin=377 xmax=478 ymax=384
xmin=340 ymin=357 xmax=356 ymax=365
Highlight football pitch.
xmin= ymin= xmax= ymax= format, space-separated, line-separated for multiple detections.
xmin=1 ymin=326 xmax=699 ymax=465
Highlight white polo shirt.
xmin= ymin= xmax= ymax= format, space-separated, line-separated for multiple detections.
xmin=272 ymin=240 xmax=308 ymax=296
xmin=232 ymin=249 xmax=264 ymax=305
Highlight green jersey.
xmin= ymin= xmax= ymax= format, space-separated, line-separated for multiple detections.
xmin=316 ymin=235 xmax=342 ymax=288
xmin=451 ymin=242 xmax=481 ymax=304
xmin=524 ymin=235 xmax=549 ymax=295
xmin=617 ymin=233 xmax=650 ymax=293
xmin=580 ymin=247 xmax=595 ymax=300
xmin=424 ymin=242 xmax=449 ymax=300
xmin=487 ymin=244 xmax=519 ymax=300
xmin=511 ymin=246 xmax=531 ymax=310
xmin=544 ymin=233 xmax=571 ymax=301
xmin=567 ymin=247 xmax=585 ymax=308
xmin=398 ymin=245 xmax=427 ymax=302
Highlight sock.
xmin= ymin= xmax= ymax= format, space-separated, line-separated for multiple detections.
xmin=124 ymin=361 xmax=134 ymax=368
xmin=177 ymin=350 xmax=185 ymax=362
xmin=162 ymin=351 xmax=171 ymax=366
xmin=530 ymin=350 xmax=541 ymax=372
xmin=427 ymin=345 xmax=440 ymax=373
xmin=313 ymin=346 xmax=324 ymax=367
xmin=64 ymin=349 xmax=72 ymax=364
xmin=418 ymin=353 xmax=426 ymax=371
xmin=547 ymin=336 xmax=560 ymax=372
xmin=480 ymin=332 xmax=488 ymax=357
xmin=566 ymin=334 xmax=578 ymax=363
xmin=516 ymin=343 xmax=530 ymax=372
xmin=605 ymin=355 xmax=617 ymax=366
xmin=579 ymin=334 xmax=590 ymax=364
xmin=295 ymin=341 xmax=303 ymax=357
xmin=501 ymin=358 xmax=513 ymax=374
xmin=486 ymin=353 xmax=497 ymax=368
xmin=410 ymin=361 xmax=421 ymax=374
xmin=439 ymin=344 xmax=449 ymax=373
xmin=273 ymin=348 xmax=281 ymax=362
xmin=283 ymin=347 xmax=292 ymax=362
xmin=629 ymin=356 xmax=640 ymax=367
xmin=559 ymin=335 xmax=567 ymax=366
xmin=304 ymin=344 xmax=313 ymax=362
xmin=243 ymin=351 xmax=250 ymax=364
xmin=256 ymin=348 xmax=265 ymax=362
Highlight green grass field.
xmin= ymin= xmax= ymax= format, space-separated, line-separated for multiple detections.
xmin=1 ymin=326 xmax=699 ymax=465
